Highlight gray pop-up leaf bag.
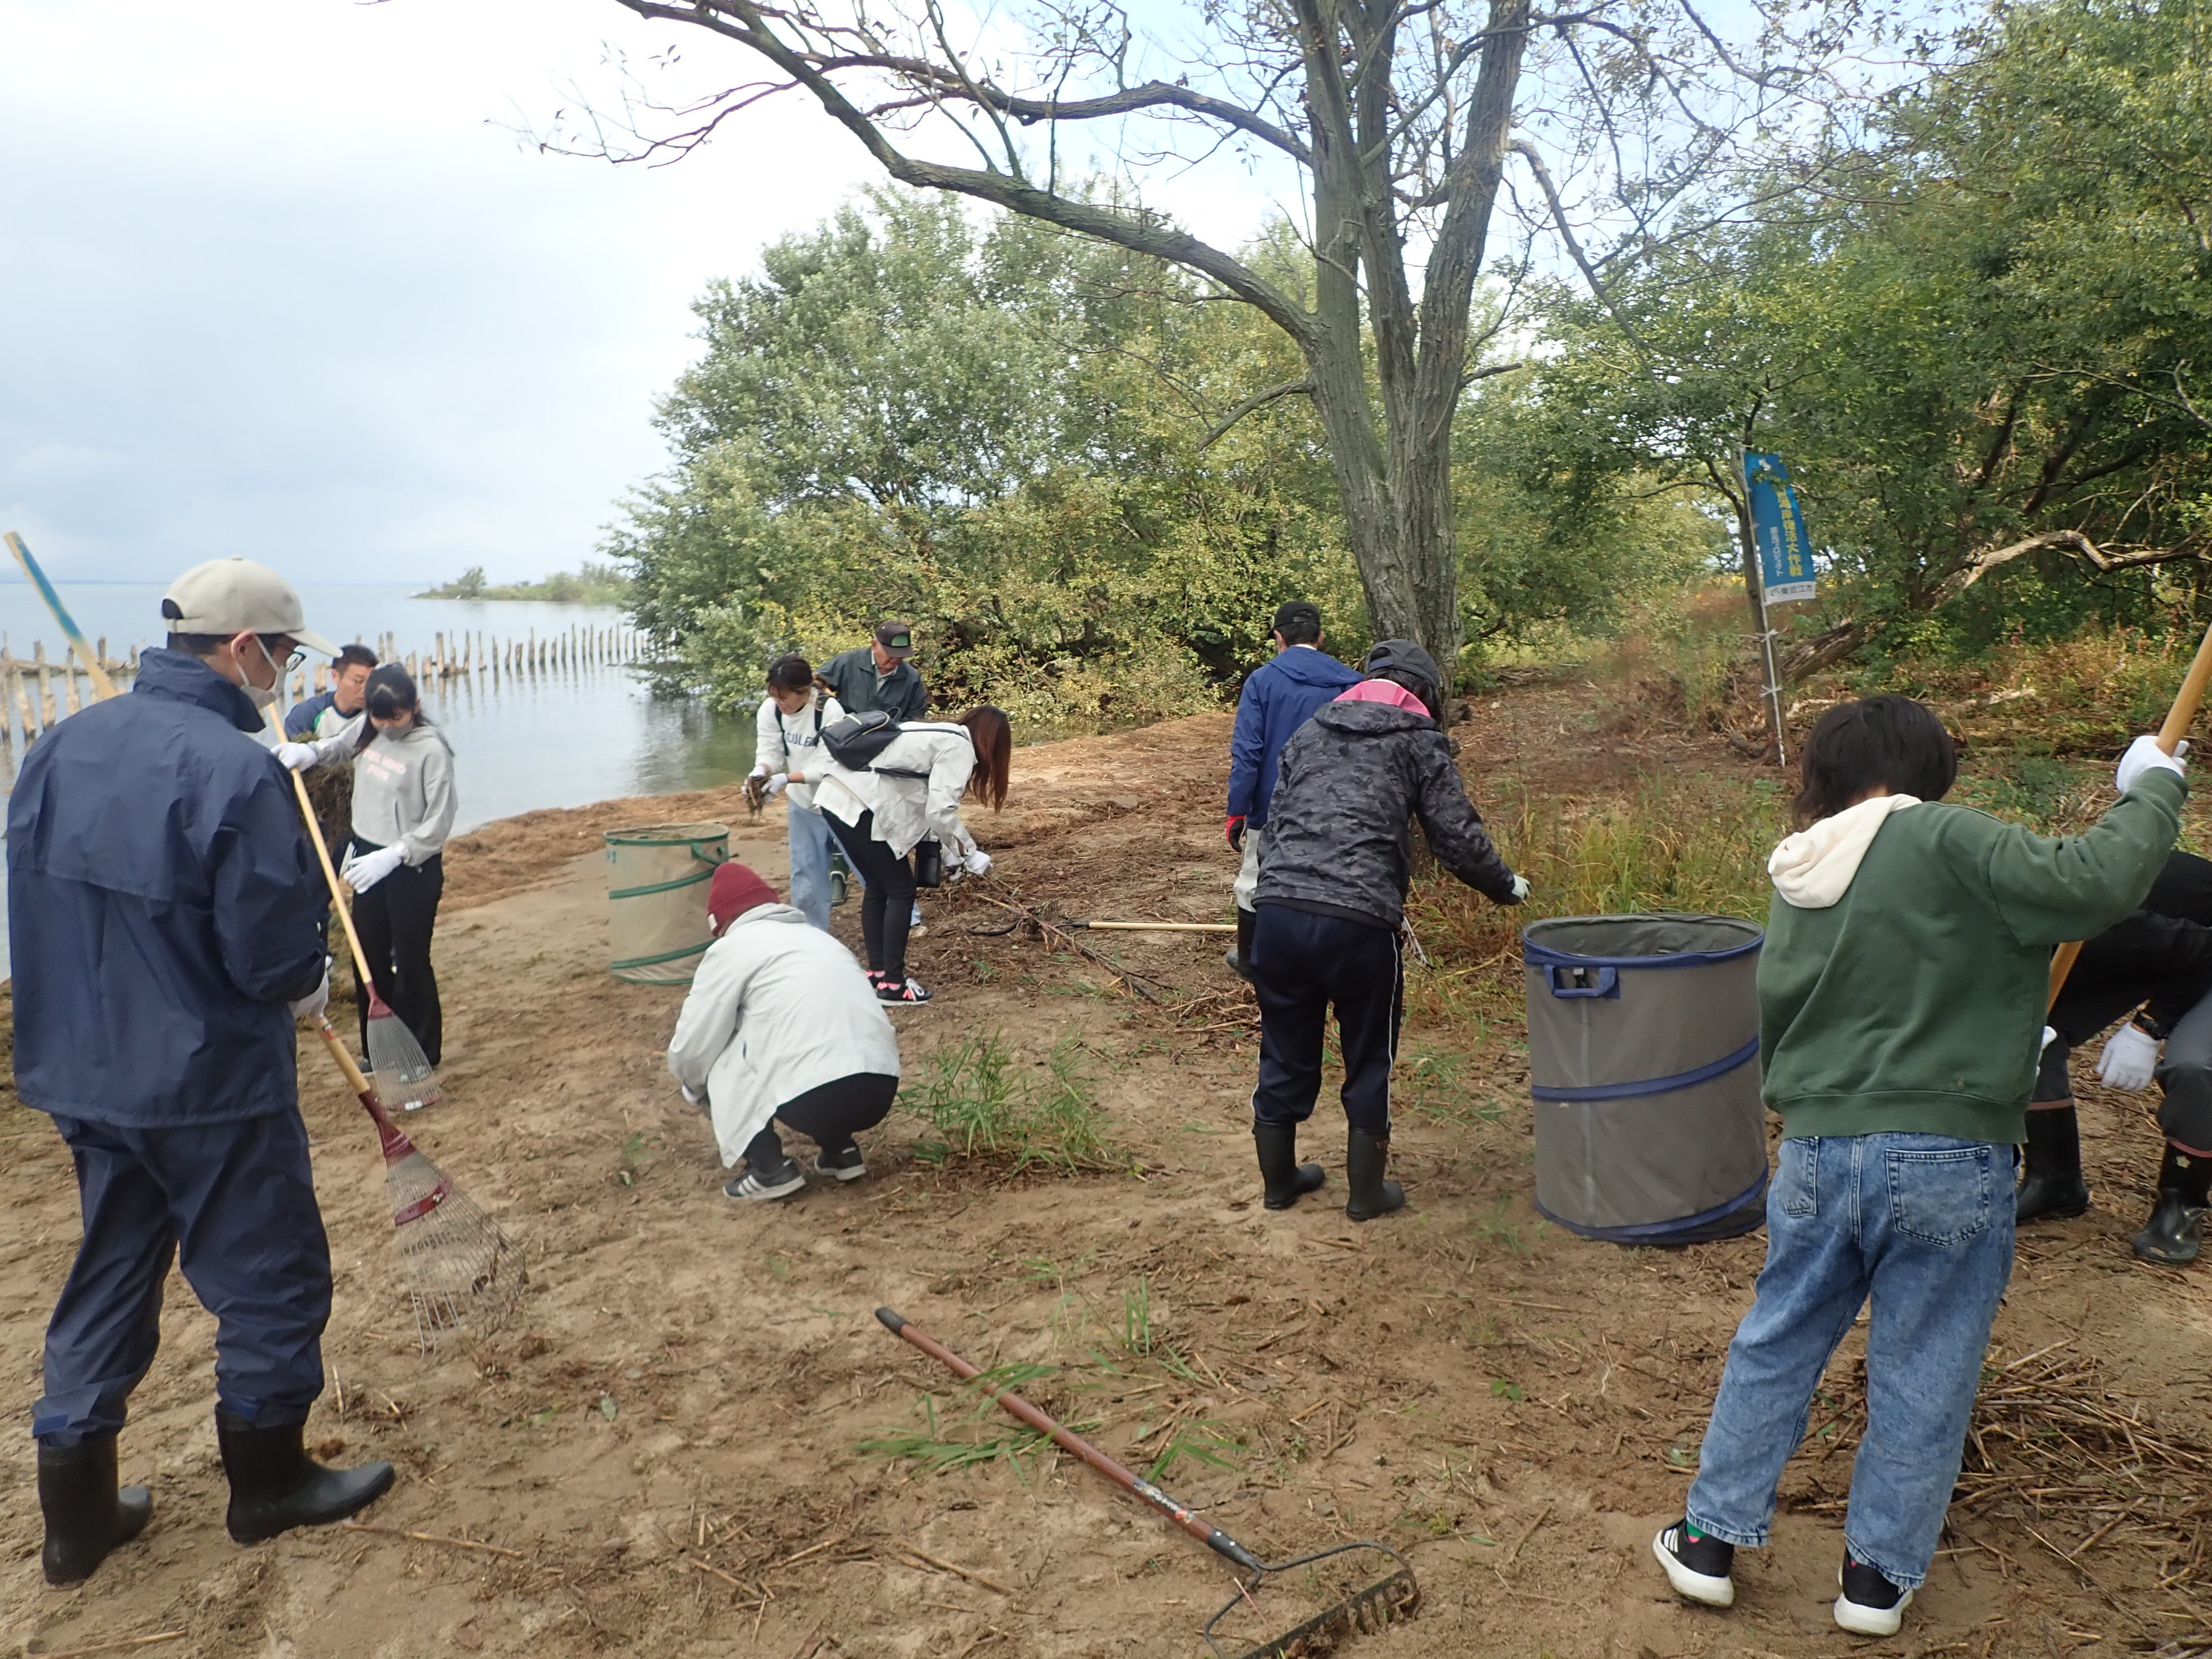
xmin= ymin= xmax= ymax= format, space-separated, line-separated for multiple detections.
xmin=1522 ymin=914 xmax=1768 ymax=1245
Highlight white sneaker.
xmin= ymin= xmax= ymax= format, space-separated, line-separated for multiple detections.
xmin=1652 ymin=1524 xmax=1735 ymax=1608
xmin=1834 ymin=1560 xmax=1912 ymax=1635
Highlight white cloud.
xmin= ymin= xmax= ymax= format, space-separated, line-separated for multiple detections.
xmin=0 ymin=0 xmax=1293 ymax=589
xmin=0 ymin=0 xmax=877 ymax=585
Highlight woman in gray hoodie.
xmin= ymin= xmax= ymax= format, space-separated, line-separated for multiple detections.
xmin=340 ymin=665 xmax=457 ymax=1071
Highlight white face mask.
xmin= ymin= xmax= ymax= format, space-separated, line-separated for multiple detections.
xmin=242 ymin=637 xmax=283 ymax=709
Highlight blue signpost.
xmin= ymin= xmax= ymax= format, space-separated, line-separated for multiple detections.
xmin=1745 ymin=452 xmax=1816 ymax=606
xmin=1740 ymin=451 xmax=1817 ymax=764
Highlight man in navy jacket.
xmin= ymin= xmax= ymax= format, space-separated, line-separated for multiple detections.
xmin=1223 ymin=602 xmax=1359 ymax=978
xmin=10 ymin=557 xmax=394 ymax=1587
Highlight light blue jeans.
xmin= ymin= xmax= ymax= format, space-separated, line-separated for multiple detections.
xmin=787 ymin=800 xmax=837 ymax=931
xmin=1686 ymin=1133 xmax=2016 ymax=1590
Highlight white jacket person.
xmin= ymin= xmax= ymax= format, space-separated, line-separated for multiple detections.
xmin=665 ymin=867 xmax=900 ymax=1167
xmin=812 ymin=723 xmax=983 ymax=860
xmin=753 ymin=686 xmax=845 ymax=813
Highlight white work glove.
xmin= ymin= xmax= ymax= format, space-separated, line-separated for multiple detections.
xmin=2041 ymin=1025 xmax=2059 ymax=1055
xmin=679 ymin=1083 xmax=705 ymax=1108
xmin=963 ymin=848 xmax=992 ymax=877
xmin=1507 ymin=874 xmax=1531 ymax=904
xmin=343 ymin=845 xmax=406 ymax=894
xmin=765 ymin=773 xmax=790 ymax=798
xmin=2116 ymin=735 xmax=2189 ymax=795
xmin=2096 ymin=1022 xmax=2161 ymax=1091
xmin=273 ymin=741 xmax=320 ymax=772
xmin=289 ymin=959 xmax=331 ymax=1020
xmin=748 ymin=764 xmax=769 ymax=780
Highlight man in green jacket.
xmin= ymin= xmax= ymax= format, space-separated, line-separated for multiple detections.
xmin=1652 ymin=696 xmax=2184 ymax=1638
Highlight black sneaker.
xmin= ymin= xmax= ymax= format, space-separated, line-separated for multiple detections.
xmin=1834 ymin=1556 xmax=1912 ymax=1635
xmin=1652 ymin=1520 xmax=1735 ymax=1608
xmin=877 ymin=976 xmax=932 ymax=1004
xmin=723 ymin=1163 xmax=805 ymax=1202
xmin=815 ymin=1145 xmax=867 ymax=1182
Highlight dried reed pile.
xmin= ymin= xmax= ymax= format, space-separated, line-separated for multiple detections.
xmin=1809 ymin=1340 xmax=2209 ymax=1637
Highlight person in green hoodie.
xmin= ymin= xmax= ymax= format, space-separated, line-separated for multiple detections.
xmin=1651 ymin=695 xmax=2185 ymax=1638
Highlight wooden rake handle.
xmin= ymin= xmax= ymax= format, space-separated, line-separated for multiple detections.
xmin=262 ymin=708 xmax=377 ymax=989
xmin=2048 ymin=618 xmax=2212 ymax=1010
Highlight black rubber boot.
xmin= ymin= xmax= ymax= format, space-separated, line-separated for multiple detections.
xmin=1254 ymin=1123 xmax=1325 ymax=1211
xmin=2133 ymin=1144 xmax=2211 ymax=1266
xmin=1345 ymin=1127 xmax=1405 ymax=1222
xmin=217 ymin=1410 xmax=395 ymax=1545
xmin=38 ymin=1433 xmax=151 ymax=1586
xmin=2016 ymin=1105 xmax=2090 ymax=1223
xmin=1225 ymin=909 xmax=1256 ymax=983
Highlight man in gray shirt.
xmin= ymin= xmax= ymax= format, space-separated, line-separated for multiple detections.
xmin=820 ymin=622 xmax=927 ymax=722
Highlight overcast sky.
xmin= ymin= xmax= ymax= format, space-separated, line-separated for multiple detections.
xmin=0 ymin=0 xmax=1272 ymax=587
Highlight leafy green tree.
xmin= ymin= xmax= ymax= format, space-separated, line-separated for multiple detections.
xmin=1523 ymin=0 xmax=2212 ymax=678
xmin=612 ymin=189 xmax=1712 ymax=719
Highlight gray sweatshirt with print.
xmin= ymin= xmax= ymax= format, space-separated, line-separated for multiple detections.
xmin=349 ymin=723 xmax=457 ymax=864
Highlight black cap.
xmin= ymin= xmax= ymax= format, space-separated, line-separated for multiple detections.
xmin=1363 ymin=638 xmax=1442 ymax=690
xmin=873 ymin=621 xmax=915 ymax=658
xmin=1272 ymin=601 xmax=1321 ymax=635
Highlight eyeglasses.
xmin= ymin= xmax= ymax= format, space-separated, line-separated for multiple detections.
xmin=259 ymin=636 xmax=306 ymax=673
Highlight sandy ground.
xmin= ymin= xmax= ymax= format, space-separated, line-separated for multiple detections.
xmin=3 ymin=693 xmax=2210 ymax=1659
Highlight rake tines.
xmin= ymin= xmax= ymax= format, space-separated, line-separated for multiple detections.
xmin=1203 ymin=1541 xmax=1420 ymax=1659
xmin=383 ymin=1140 xmax=525 ymax=1350
xmin=317 ymin=1020 xmax=523 ymax=1350
xmin=364 ymin=989 xmax=442 ymax=1112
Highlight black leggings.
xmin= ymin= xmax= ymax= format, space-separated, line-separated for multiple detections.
xmin=351 ymin=838 xmax=444 ymax=1067
xmin=825 ymin=811 xmax=917 ymax=980
xmin=743 ymin=1072 xmax=900 ymax=1171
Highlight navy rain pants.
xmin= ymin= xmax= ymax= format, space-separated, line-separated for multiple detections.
xmin=1250 ymin=904 xmax=1404 ymax=1134
xmin=33 ymin=1110 xmax=332 ymax=1447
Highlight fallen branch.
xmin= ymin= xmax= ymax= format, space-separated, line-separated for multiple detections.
xmin=31 ymin=1635 xmax=186 ymax=1659
xmin=897 ymin=1545 xmax=1014 ymax=1597
xmin=681 ymin=1554 xmax=757 ymax=1592
xmin=966 ymin=884 xmax=1169 ymax=1004
xmin=340 ymin=1521 xmax=524 ymax=1558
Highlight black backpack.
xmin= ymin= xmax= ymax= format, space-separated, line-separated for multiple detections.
xmin=820 ymin=710 xmax=904 ymax=769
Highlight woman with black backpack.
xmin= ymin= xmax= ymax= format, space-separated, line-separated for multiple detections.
xmin=802 ymin=707 xmax=1011 ymax=1004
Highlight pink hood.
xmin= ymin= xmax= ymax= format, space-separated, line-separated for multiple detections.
xmin=1334 ymin=679 xmax=1431 ymax=714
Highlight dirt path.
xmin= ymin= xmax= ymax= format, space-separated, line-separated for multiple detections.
xmin=4 ymin=698 xmax=2209 ymax=1658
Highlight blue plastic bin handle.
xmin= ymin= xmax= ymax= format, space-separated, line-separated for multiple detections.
xmin=1548 ymin=964 xmax=1620 ymax=999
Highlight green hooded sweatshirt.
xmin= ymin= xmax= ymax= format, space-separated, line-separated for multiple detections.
xmin=1759 ymin=770 xmax=2185 ymax=1145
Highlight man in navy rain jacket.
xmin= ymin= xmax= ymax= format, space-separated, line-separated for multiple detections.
xmin=11 ymin=557 xmax=393 ymax=1588
xmin=1223 ymin=602 xmax=1359 ymax=979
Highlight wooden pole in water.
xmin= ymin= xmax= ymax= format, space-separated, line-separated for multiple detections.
xmin=14 ymin=667 xmax=35 ymax=741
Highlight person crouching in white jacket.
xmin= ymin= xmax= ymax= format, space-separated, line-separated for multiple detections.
xmin=666 ymin=861 xmax=902 ymax=1203
xmin=806 ymin=707 xmax=1011 ymax=1005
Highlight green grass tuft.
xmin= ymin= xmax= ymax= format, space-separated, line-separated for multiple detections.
xmin=905 ymin=1031 xmax=1129 ymax=1175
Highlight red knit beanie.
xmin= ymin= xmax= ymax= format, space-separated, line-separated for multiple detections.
xmin=707 ymin=860 xmax=780 ymax=934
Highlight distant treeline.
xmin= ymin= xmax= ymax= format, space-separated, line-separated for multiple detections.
xmin=416 ymin=562 xmax=630 ymax=604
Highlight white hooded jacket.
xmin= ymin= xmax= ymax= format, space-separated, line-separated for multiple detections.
xmin=812 ymin=723 xmax=983 ymax=859
xmin=664 ymin=901 xmax=902 ymax=1167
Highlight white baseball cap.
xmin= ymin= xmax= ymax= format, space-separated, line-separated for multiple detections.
xmin=160 ymin=557 xmax=337 ymax=656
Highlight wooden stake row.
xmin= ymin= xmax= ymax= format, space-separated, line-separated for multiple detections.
xmin=0 ymin=624 xmax=649 ymax=776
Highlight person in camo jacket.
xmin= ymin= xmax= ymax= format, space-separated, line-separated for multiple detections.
xmin=1246 ymin=639 xmax=1526 ymax=1222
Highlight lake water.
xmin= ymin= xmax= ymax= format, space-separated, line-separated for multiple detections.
xmin=0 ymin=582 xmax=760 ymax=977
